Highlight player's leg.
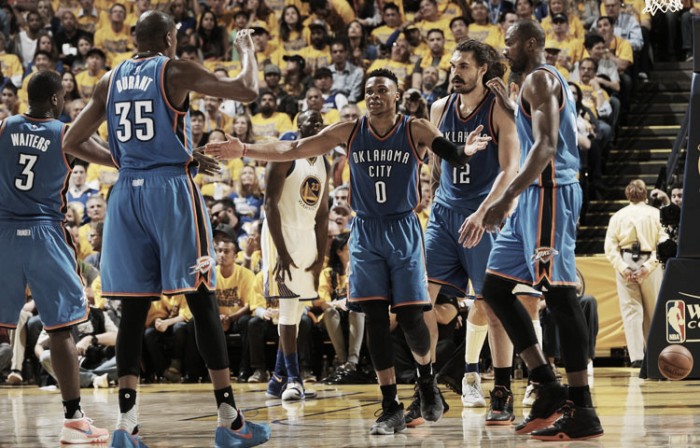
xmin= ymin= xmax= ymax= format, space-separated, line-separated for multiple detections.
xmin=461 ymin=300 xmax=488 ymax=408
xmin=277 ymin=299 xmax=305 ymax=401
xmin=23 ymin=222 xmax=108 ymax=444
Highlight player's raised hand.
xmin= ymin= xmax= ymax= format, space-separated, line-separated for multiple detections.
xmin=463 ymin=124 xmax=491 ymax=157
xmin=233 ymin=28 xmax=255 ymax=53
xmin=204 ymin=134 xmax=244 ymax=160
xmin=486 ymin=77 xmax=517 ymax=114
xmin=192 ymin=148 xmax=221 ymax=176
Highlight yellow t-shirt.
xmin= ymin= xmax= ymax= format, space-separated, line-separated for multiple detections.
xmin=0 ymin=53 xmax=24 ymax=85
xmin=371 ymin=25 xmax=400 ymax=46
xmin=251 ymin=112 xmax=294 ymax=141
xmin=546 ymin=37 xmax=586 ymax=64
xmin=608 ymin=36 xmax=634 ymax=65
xmin=86 ymin=163 xmax=118 ymax=198
xmin=236 ymin=250 xmax=262 ymax=273
xmin=94 ymin=26 xmax=131 ymax=67
xmin=78 ymin=222 xmax=95 ymax=260
xmin=577 ymin=82 xmax=610 ymax=118
xmin=367 ymin=59 xmax=414 ymax=90
xmin=76 ymin=69 xmax=107 ymax=99
xmin=214 ymin=265 xmax=259 ymax=316
xmin=300 ymin=46 xmax=332 ymax=74
xmin=145 ymin=295 xmax=187 ymax=328
xmin=541 ymin=14 xmax=585 ymax=40
xmin=468 ymin=23 xmax=501 ymax=46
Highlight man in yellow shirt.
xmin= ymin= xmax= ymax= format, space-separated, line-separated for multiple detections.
xmin=545 ymin=13 xmax=585 ymax=68
xmin=0 ymin=33 xmax=24 ymax=87
xmin=413 ymin=29 xmax=451 ymax=89
xmin=251 ymin=91 xmax=294 ymax=141
xmin=467 ymin=0 xmax=501 ymax=45
xmin=367 ymin=38 xmax=414 ymax=90
xmin=300 ymin=21 xmax=332 ymax=74
xmin=202 ymin=95 xmax=233 ymax=133
xmin=415 ymin=0 xmax=454 ymax=44
xmin=75 ymin=48 xmax=107 ymax=98
xmin=94 ymin=4 xmax=132 ymax=68
xmin=371 ymin=3 xmax=403 ymax=46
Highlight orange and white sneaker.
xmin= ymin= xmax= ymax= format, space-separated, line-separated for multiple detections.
xmin=60 ymin=416 xmax=110 ymax=444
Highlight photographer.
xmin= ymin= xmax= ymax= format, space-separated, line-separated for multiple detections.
xmin=604 ymin=179 xmax=668 ymax=368
xmin=653 ymin=182 xmax=683 ymax=268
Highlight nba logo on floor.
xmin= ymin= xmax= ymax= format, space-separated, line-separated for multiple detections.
xmin=666 ymin=300 xmax=686 ymax=343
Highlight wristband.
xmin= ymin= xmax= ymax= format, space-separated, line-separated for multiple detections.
xmin=91 ymin=335 xmax=99 ymax=346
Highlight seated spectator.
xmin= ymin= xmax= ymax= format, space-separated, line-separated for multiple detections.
xmin=0 ymin=33 xmax=24 ymax=88
xmin=400 ymin=88 xmax=429 ymax=119
xmin=78 ymin=195 xmax=106 ymax=260
xmin=259 ymin=64 xmax=298 ymax=119
xmin=198 ymin=129 xmax=233 ymax=199
xmin=66 ymin=162 xmax=99 ymax=218
xmin=412 ymin=29 xmax=451 ymax=89
xmin=36 ymin=287 xmax=118 ymax=389
xmin=278 ymin=5 xmax=307 ymax=54
xmin=346 ymin=19 xmax=377 ymax=69
xmin=315 ymin=233 xmax=365 ymax=376
xmin=542 ymin=0 xmax=586 ymax=39
xmin=142 ymin=295 xmax=187 ymax=382
xmin=228 ymin=165 xmax=265 ymax=228
xmin=84 ymin=222 xmax=103 ymax=271
xmin=94 ymin=4 xmax=131 ymax=68
xmin=329 ymin=38 xmax=363 ymax=103
xmin=196 ymin=10 xmax=229 ymax=63
xmin=238 ymin=220 xmax=263 ymax=273
xmin=251 ymin=91 xmax=294 ymax=141
xmin=75 ymin=48 xmax=106 ymax=98
xmin=367 ymin=38 xmax=414 ymax=90
xmin=6 ymin=297 xmax=35 ymax=385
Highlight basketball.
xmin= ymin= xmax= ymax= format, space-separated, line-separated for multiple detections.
xmin=658 ymin=345 xmax=694 ymax=381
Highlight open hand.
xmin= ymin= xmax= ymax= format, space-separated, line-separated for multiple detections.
xmin=464 ymin=124 xmax=491 ymax=157
xmin=204 ymin=134 xmax=244 ymax=160
xmin=274 ymin=252 xmax=297 ymax=283
xmin=482 ymin=195 xmax=514 ymax=233
xmin=486 ymin=77 xmax=518 ymax=113
xmin=458 ymin=209 xmax=486 ymax=248
xmin=193 ymin=148 xmax=222 ymax=176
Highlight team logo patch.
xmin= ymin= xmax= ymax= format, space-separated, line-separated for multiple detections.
xmin=532 ymin=247 xmax=559 ymax=264
xmin=300 ymin=176 xmax=322 ymax=206
xmin=667 ymin=300 xmax=687 ymax=343
xmin=190 ymin=256 xmax=215 ymax=275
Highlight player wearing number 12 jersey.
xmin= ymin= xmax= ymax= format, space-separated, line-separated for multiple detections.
xmin=202 ymin=68 xmax=492 ymax=436
xmin=63 ymin=11 xmax=270 ymax=448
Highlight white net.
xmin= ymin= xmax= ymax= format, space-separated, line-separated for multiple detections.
xmin=642 ymin=0 xmax=683 ymax=15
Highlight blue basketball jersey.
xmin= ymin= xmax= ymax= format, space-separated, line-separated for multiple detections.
xmin=106 ymin=55 xmax=194 ymax=170
xmin=0 ymin=115 xmax=68 ymax=222
xmin=435 ymin=92 xmax=500 ymax=212
xmin=347 ymin=115 xmax=421 ymax=218
xmin=515 ymin=65 xmax=579 ymax=187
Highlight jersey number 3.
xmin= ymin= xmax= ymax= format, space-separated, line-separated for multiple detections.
xmin=15 ymin=153 xmax=38 ymax=191
xmin=114 ymin=100 xmax=155 ymax=142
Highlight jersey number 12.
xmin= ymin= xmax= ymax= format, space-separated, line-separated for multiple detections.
xmin=452 ymin=165 xmax=470 ymax=184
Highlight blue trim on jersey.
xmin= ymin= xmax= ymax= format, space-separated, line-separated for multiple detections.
xmin=435 ymin=92 xmax=500 ymax=213
xmin=0 ymin=115 xmax=69 ymax=222
xmin=515 ymin=65 xmax=579 ymax=187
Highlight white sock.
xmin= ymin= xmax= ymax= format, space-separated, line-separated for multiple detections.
xmin=465 ymin=322 xmax=488 ymax=365
xmin=217 ymin=402 xmax=239 ymax=428
xmin=116 ymin=408 xmax=138 ymax=434
xmin=533 ymin=319 xmax=543 ymax=348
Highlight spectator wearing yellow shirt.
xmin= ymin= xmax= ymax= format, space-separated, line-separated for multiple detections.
xmin=300 ymin=20 xmax=333 ymax=74
xmin=77 ymin=0 xmax=100 ymax=34
xmin=78 ymin=195 xmax=106 ymax=260
xmin=245 ymin=0 xmax=279 ymax=40
xmin=198 ymin=129 xmax=234 ymax=199
xmin=312 ymin=67 xmax=347 ymax=115
xmin=449 ymin=16 xmax=469 ymax=46
xmin=515 ymin=0 xmax=537 ymax=21
xmin=541 ymin=0 xmax=585 ymax=39
xmin=279 ymin=5 xmax=308 ymax=54
xmin=371 ymin=3 xmax=403 ymax=46
xmin=251 ymin=91 xmax=294 ymax=141
xmin=303 ymin=0 xmax=356 ymax=34
xmin=467 ymin=0 xmax=502 ymax=46
xmin=94 ymin=3 xmax=131 ymax=68
xmin=415 ymin=180 xmax=432 ymax=232
xmin=415 ymin=0 xmax=454 ymax=43
xmin=197 ymin=10 xmax=230 ymax=62
xmin=143 ymin=294 xmax=187 ymax=381
xmin=0 ymin=33 xmax=25 ymax=87
xmin=367 ymin=38 xmax=414 ymax=90
xmin=125 ymin=0 xmax=152 ymax=29
xmin=545 ymin=13 xmax=585 ymax=68
xmin=202 ymin=95 xmax=233 ymax=133
xmin=75 ymin=48 xmax=107 ymax=99
xmin=413 ymin=29 xmax=451 ymax=89
xmin=237 ymin=220 xmax=263 ymax=273
xmin=251 ymin=25 xmax=284 ymax=81
xmin=295 ymin=87 xmax=341 ymax=127
xmin=596 ymin=16 xmax=634 ymax=73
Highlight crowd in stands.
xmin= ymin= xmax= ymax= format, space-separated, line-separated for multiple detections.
xmin=0 ymin=0 xmax=690 ymax=387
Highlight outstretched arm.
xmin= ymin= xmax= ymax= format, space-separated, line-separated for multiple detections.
xmin=205 ymin=120 xmax=355 ymax=162
xmin=410 ymin=118 xmax=491 ymax=166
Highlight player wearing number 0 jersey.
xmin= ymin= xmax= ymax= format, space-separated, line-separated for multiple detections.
xmin=203 ymin=68 xmax=494 ymax=436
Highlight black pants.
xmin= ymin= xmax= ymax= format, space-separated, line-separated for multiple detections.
xmin=248 ymin=314 xmax=313 ymax=370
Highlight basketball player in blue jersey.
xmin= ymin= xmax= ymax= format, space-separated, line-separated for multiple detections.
xmin=0 ymin=71 xmax=111 ymax=444
xmin=262 ymin=110 xmax=328 ymax=402
xmin=477 ymin=20 xmax=604 ymax=440
xmin=413 ymin=39 xmax=538 ymax=427
xmin=206 ymin=68 xmax=492 ymax=435
xmin=63 ymin=11 xmax=270 ymax=448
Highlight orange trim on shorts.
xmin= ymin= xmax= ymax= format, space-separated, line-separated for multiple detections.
xmin=101 ymin=291 xmax=162 ymax=298
xmin=428 ymin=278 xmax=467 ymax=296
xmin=44 ymin=311 xmax=90 ymax=332
xmin=392 ymin=300 xmax=432 ymax=308
xmin=0 ymin=323 xmax=18 ymax=329
xmin=348 ymin=295 xmax=389 ymax=302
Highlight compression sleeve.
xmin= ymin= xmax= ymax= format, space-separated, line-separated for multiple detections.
xmin=431 ymin=136 xmax=471 ymax=167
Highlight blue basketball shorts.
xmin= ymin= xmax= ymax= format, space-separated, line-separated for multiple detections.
xmin=425 ymin=202 xmax=495 ymax=297
xmin=0 ymin=221 xmax=88 ymax=330
xmin=486 ymin=183 xmax=582 ymax=288
xmin=348 ymin=213 xmax=431 ymax=310
xmin=101 ymin=167 xmax=216 ymax=297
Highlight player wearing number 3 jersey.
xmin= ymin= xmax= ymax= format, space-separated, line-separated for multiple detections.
xmin=203 ymin=68 xmax=492 ymax=436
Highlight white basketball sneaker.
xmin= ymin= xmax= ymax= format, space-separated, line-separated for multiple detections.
xmin=461 ymin=372 xmax=486 ymax=407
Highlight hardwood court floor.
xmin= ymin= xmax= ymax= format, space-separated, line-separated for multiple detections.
xmin=1 ymin=367 xmax=699 ymax=447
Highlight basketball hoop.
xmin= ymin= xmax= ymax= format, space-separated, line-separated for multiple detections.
xmin=642 ymin=0 xmax=683 ymax=15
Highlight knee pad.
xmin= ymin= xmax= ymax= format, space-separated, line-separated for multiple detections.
xmin=359 ymin=301 xmax=394 ymax=371
xmin=482 ymin=274 xmax=538 ymax=353
xmin=278 ymin=299 xmax=302 ymax=326
xmin=395 ymin=307 xmax=430 ymax=357
xmin=545 ymin=287 xmax=589 ymax=372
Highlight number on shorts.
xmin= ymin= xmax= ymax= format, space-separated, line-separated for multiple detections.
xmin=452 ymin=164 xmax=470 ymax=184
xmin=15 ymin=153 xmax=38 ymax=191
xmin=375 ymin=180 xmax=387 ymax=203
xmin=114 ymin=100 xmax=155 ymax=142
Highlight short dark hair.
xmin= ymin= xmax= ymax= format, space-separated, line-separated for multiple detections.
xmin=215 ymin=197 xmax=236 ymax=211
xmin=383 ymin=2 xmax=400 ymax=12
xmin=33 ymin=49 xmax=52 ymax=61
xmin=27 ymin=71 xmax=62 ymax=104
xmin=330 ymin=38 xmax=349 ymax=51
xmin=450 ymin=16 xmax=468 ymax=28
xmin=583 ymin=32 xmax=605 ymax=50
xmin=190 ymin=109 xmax=205 ymax=119
xmin=513 ymin=19 xmax=545 ymax=49
xmin=2 ymin=82 xmax=17 ymax=95
xmin=580 ymin=57 xmax=598 ymax=71
xmin=366 ymin=68 xmax=399 ymax=86
xmin=135 ymin=10 xmax=176 ymax=50
xmin=670 ymin=182 xmax=683 ymax=192
xmin=426 ymin=28 xmax=444 ymax=39
xmin=596 ymin=16 xmax=613 ymax=27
